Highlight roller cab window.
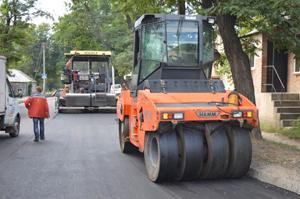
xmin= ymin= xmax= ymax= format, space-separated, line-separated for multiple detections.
xmin=166 ymin=20 xmax=199 ymax=66
xmin=140 ymin=22 xmax=166 ymax=82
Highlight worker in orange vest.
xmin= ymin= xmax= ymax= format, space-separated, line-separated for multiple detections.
xmin=25 ymin=86 xmax=49 ymax=142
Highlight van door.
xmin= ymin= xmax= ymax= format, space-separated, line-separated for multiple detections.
xmin=4 ymin=80 xmax=17 ymax=126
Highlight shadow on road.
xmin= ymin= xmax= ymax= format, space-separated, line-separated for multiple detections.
xmin=0 ymin=134 xmax=12 ymax=140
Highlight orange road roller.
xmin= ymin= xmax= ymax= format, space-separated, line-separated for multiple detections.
xmin=117 ymin=14 xmax=258 ymax=182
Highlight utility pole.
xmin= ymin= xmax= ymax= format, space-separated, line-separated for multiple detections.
xmin=42 ymin=42 xmax=46 ymax=94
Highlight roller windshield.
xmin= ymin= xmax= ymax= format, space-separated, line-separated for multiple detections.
xmin=166 ymin=20 xmax=199 ymax=66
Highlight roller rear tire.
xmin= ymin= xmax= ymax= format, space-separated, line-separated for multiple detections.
xmin=144 ymin=123 xmax=179 ymax=182
xmin=119 ymin=118 xmax=136 ymax=153
xmin=176 ymin=124 xmax=204 ymax=180
xmin=225 ymin=125 xmax=252 ymax=178
xmin=201 ymin=122 xmax=230 ymax=179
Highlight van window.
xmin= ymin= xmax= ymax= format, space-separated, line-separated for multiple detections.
xmin=6 ymin=80 xmax=15 ymax=98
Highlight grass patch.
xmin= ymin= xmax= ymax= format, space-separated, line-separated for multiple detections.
xmin=279 ymin=120 xmax=300 ymax=140
xmin=261 ymin=121 xmax=300 ymax=140
xmin=260 ymin=122 xmax=282 ymax=133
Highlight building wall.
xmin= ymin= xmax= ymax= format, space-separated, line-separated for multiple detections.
xmin=255 ymin=92 xmax=280 ymax=127
xmin=287 ymin=53 xmax=300 ymax=93
xmin=250 ymin=33 xmax=264 ymax=95
xmin=251 ymin=33 xmax=300 ymax=95
xmin=250 ymin=33 xmax=300 ymax=126
xmin=260 ymin=34 xmax=268 ymax=92
xmin=249 ymin=33 xmax=278 ymax=125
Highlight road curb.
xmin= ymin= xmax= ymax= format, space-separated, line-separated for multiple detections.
xmin=248 ymin=161 xmax=300 ymax=195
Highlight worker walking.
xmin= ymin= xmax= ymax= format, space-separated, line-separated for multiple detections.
xmin=25 ymin=86 xmax=50 ymax=142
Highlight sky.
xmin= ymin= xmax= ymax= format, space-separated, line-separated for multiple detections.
xmin=32 ymin=0 xmax=71 ymax=24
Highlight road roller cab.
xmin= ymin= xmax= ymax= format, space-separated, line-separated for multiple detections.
xmin=117 ymin=14 xmax=258 ymax=182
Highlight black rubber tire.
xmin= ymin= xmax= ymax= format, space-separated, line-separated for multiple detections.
xmin=144 ymin=123 xmax=179 ymax=182
xmin=201 ymin=122 xmax=230 ymax=179
xmin=225 ymin=125 xmax=252 ymax=178
xmin=119 ymin=118 xmax=136 ymax=153
xmin=7 ymin=116 xmax=20 ymax=137
xmin=176 ymin=124 xmax=204 ymax=180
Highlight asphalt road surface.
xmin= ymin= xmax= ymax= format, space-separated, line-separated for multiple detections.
xmin=0 ymin=102 xmax=299 ymax=199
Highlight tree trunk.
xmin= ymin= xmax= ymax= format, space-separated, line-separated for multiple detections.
xmin=217 ymin=15 xmax=256 ymax=104
xmin=200 ymin=0 xmax=261 ymax=138
xmin=217 ymin=15 xmax=262 ymax=139
xmin=125 ymin=14 xmax=133 ymax=29
xmin=178 ymin=0 xmax=185 ymax=15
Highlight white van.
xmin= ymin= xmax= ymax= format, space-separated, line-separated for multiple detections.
xmin=0 ymin=56 xmax=21 ymax=137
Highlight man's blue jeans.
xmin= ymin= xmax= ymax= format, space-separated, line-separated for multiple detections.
xmin=33 ymin=118 xmax=45 ymax=140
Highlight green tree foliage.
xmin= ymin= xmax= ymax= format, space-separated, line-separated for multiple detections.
xmin=0 ymin=0 xmax=48 ymax=66
xmin=111 ymin=0 xmax=299 ymax=101
xmin=203 ymin=0 xmax=300 ymax=54
xmin=1 ymin=0 xmax=299 ymax=92
xmin=53 ymin=0 xmax=134 ymax=77
xmin=196 ymin=0 xmax=300 ymax=105
xmin=0 ymin=0 xmax=63 ymax=90
xmin=31 ymin=23 xmax=64 ymax=89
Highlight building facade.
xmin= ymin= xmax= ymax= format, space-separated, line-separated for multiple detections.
xmin=249 ymin=32 xmax=300 ymax=127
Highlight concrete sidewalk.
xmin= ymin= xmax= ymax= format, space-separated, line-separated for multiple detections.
xmin=248 ymin=132 xmax=300 ymax=195
xmin=249 ymin=161 xmax=300 ymax=195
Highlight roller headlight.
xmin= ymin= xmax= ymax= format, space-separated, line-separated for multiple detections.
xmin=232 ymin=110 xmax=253 ymax=118
xmin=228 ymin=92 xmax=240 ymax=106
xmin=232 ymin=111 xmax=243 ymax=118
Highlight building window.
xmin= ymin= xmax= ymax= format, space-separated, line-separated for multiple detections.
xmin=295 ymin=55 xmax=300 ymax=73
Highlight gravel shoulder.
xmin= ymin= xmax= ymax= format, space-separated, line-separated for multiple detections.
xmin=249 ymin=134 xmax=300 ymax=194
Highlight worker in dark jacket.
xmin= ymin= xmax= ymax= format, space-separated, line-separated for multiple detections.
xmin=25 ymin=86 xmax=49 ymax=142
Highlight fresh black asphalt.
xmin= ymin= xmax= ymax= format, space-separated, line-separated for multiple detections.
xmin=0 ymin=110 xmax=299 ymax=199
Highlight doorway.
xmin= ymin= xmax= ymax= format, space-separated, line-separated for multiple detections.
xmin=265 ymin=41 xmax=288 ymax=92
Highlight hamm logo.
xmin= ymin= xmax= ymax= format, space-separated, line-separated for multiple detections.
xmin=197 ymin=111 xmax=219 ymax=117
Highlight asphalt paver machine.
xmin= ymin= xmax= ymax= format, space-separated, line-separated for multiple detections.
xmin=117 ymin=14 xmax=258 ymax=182
xmin=59 ymin=51 xmax=116 ymax=112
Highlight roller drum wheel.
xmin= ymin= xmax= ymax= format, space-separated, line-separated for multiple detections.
xmin=119 ymin=118 xmax=136 ymax=153
xmin=176 ymin=124 xmax=204 ymax=180
xmin=225 ymin=126 xmax=252 ymax=178
xmin=144 ymin=123 xmax=179 ymax=182
xmin=201 ymin=122 xmax=230 ymax=179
